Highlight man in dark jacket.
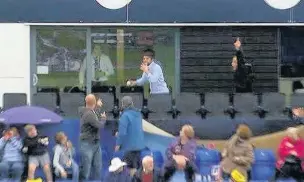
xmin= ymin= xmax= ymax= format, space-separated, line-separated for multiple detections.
xmin=79 ymin=94 xmax=106 ymax=180
xmin=133 ymin=156 xmax=163 ymax=182
xmin=22 ymin=124 xmax=52 ymax=182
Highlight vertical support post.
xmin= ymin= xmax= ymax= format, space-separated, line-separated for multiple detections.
xmin=30 ymin=27 xmax=37 ymax=104
xmin=174 ymin=29 xmax=181 ymax=95
xmin=86 ymin=27 xmax=92 ymax=94
xmin=117 ymin=29 xmax=125 ymax=85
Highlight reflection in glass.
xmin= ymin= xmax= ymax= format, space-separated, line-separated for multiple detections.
xmin=90 ymin=27 xmax=176 ymax=93
xmin=36 ymin=29 xmax=86 ymax=89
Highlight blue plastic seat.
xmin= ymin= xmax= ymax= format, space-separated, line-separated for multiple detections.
xmin=251 ymin=149 xmax=276 ymax=180
xmin=195 ymin=148 xmax=221 ymax=176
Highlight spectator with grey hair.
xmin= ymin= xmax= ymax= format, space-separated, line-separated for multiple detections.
xmin=115 ymin=96 xmax=145 ymax=172
xmin=133 ymin=155 xmax=163 ymax=182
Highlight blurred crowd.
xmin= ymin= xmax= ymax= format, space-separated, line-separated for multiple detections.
xmin=0 ymin=93 xmax=303 ymax=182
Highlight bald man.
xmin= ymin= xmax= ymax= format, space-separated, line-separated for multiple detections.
xmin=79 ymin=94 xmax=106 ymax=180
xmin=133 ymin=156 xmax=163 ymax=182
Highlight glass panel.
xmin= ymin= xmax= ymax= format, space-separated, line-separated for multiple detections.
xmin=36 ymin=28 xmax=86 ymax=89
xmin=90 ymin=27 xmax=176 ymax=93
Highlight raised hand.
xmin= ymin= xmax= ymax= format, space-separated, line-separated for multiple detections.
xmin=100 ymin=111 xmax=107 ymax=120
xmin=140 ymin=63 xmax=149 ymax=73
xmin=234 ymin=37 xmax=241 ymax=50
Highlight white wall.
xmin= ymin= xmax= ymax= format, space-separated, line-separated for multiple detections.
xmin=0 ymin=23 xmax=31 ymax=107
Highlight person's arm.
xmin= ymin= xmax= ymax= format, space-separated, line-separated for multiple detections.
xmin=53 ymin=145 xmax=65 ymax=173
xmin=233 ymin=145 xmax=254 ymax=166
xmin=136 ymin=73 xmax=148 ymax=86
xmin=0 ymin=137 xmax=6 ymax=150
xmin=83 ymin=110 xmax=104 ymax=129
xmin=166 ymin=140 xmax=176 ymax=160
xmin=116 ymin=114 xmax=129 ymax=148
xmin=145 ymin=65 xmax=161 ymax=83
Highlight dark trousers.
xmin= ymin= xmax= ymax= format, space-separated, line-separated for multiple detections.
xmin=21 ymin=156 xmax=28 ymax=182
xmin=275 ymin=168 xmax=304 ymax=182
xmin=235 ymin=82 xmax=252 ymax=93
xmin=123 ymin=150 xmax=142 ymax=169
xmin=163 ymin=161 xmax=196 ymax=182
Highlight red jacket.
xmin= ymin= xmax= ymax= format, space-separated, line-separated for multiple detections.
xmin=276 ymin=136 xmax=304 ymax=170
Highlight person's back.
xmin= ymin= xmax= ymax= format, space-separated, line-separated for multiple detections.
xmin=118 ymin=109 xmax=145 ymax=152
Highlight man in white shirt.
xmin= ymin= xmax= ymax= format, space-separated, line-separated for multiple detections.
xmin=79 ymin=45 xmax=114 ymax=86
xmin=128 ymin=49 xmax=169 ymax=94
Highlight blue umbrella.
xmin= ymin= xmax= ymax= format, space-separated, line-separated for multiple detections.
xmin=0 ymin=106 xmax=63 ymax=124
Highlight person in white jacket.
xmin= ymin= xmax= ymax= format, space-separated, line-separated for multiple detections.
xmin=79 ymin=44 xmax=114 ymax=86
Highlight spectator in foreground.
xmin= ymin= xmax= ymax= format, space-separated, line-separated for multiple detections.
xmin=163 ymin=124 xmax=197 ymax=182
xmin=104 ymin=157 xmax=132 ymax=182
xmin=53 ymin=132 xmax=79 ymax=181
xmin=220 ymin=124 xmax=254 ymax=181
xmin=22 ymin=125 xmax=53 ymax=182
xmin=79 ymin=94 xmax=106 ymax=180
xmin=275 ymin=127 xmax=304 ymax=181
xmin=115 ymin=96 xmax=145 ymax=172
xmin=0 ymin=127 xmax=24 ymax=181
xmin=133 ymin=155 xmax=163 ymax=182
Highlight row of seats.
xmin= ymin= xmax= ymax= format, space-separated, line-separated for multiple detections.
xmin=35 ymin=146 xmax=277 ymax=181
xmin=2 ymin=91 xmax=304 ymax=120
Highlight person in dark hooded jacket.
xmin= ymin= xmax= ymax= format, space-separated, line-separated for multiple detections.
xmin=232 ymin=38 xmax=253 ymax=93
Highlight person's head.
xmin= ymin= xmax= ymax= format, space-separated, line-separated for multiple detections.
xmin=231 ymin=56 xmax=238 ymax=71
xmin=121 ymin=96 xmax=134 ymax=110
xmin=142 ymin=156 xmax=154 ymax=173
xmin=142 ymin=48 xmax=155 ymax=66
xmin=4 ymin=127 xmax=19 ymax=138
xmin=179 ymin=124 xmax=195 ymax=140
xmin=234 ymin=38 xmax=241 ymax=50
xmin=286 ymin=127 xmax=299 ymax=141
xmin=85 ymin=94 xmax=97 ymax=109
xmin=9 ymin=127 xmax=19 ymax=137
xmin=24 ymin=124 xmax=37 ymax=138
xmin=55 ymin=132 xmax=68 ymax=145
xmin=109 ymin=157 xmax=127 ymax=173
xmin=236 ymin=124 xmax=252 ymax=141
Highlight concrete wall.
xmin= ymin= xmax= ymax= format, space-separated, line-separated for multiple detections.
xmin=0 ymin=23 xmax=31 ymax=107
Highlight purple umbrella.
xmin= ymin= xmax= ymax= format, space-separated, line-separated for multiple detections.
xmin=0 ymin=106 xmax=63 ymax=124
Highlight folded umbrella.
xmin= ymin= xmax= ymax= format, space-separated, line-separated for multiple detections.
xmin=0 ymin=106 xmax=63 ymax=124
